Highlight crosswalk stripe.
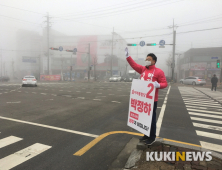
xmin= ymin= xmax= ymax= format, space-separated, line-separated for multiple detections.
xmin=0 ymin=136 xmax=23 ymax=149
xmin=191 ymin=117 xmax=222 ymax=124
xmin=184 ymin=100 xmax=218 ymax=104
xmin=183 ymin=98 xmax=215 ymax=102
xmin=189 ymin=112 xmax=222 ymax=119
xmin=186 ymin=105 xmax=207 ymax=110
xmin=193 ymin=123 xmax=222 ymax=131
xmin=200 ymin=141 xmax=222 ymax=152
xmin=0 ymin=143 xmax=51 ymax=170
xmin=187 ymin=108 xmax=222 ymax=114
xmin=185 ymin=102 xmax=220 ymax=107
xmin=196 ymin=130 xmax=222 ymax=140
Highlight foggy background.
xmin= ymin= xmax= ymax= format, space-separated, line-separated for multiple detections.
xmin=1 ymin=0 xmax=222 ymax=79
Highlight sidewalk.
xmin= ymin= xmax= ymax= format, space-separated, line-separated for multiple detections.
xmin=122 ymin=137 xmax=222 ymax=170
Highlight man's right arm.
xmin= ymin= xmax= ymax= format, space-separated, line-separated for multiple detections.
xmin=126 ymin=56 xmax=144 ymax=74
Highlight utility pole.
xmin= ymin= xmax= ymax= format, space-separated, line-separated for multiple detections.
xmin=46 ymin=12 xmax=50 ymax=75
xmin=88 ymin=43 xmax=90 ymax=82
xmin=39 ymin=55 xmax=41 ymax=81
xmin=0 ymin=49 xmax=2 ymax=77
xmin=70 ymin=54 xmax=72 ymax=81
xmin=169 ymin=19 xmax=177 ymax=82
xmin=12 ymin=59 xmax=14 ymax=78
xmin=110 ymin=27 xmax=114 ymax=77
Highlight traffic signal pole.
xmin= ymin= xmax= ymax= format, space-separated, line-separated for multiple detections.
xmin=111 ymin=27 xmax=114 ymax=77
xmin=88 ymin=43 xmax=90 ymax=82
xmin=47 ymin=12 xmax=50 ymax=75
xmin=172 ymin=30 xmax=176 ymax=82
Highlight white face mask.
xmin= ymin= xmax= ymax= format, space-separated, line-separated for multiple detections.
xmin=145 ymin=60 xmax=151 ymax=66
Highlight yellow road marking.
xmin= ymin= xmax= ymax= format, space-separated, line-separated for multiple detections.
xmin=74 ymin=131 xmax=201 ymax=156
xmin=163 ymin=138 xmax=201 ymax=147
xmin=74 ymin=131 xmax=143 ymax=156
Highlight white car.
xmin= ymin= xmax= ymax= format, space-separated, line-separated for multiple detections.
xmin=109 ymin=75 xmax=121 ymax=82
xmin=22 ymin=76 xmax=37 ymax=87
xmin=181 ymin=77 xmax=206 ymax=86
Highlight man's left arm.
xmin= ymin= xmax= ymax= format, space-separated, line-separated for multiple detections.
xmin=157 ymin=70 xmax=168 ymax=89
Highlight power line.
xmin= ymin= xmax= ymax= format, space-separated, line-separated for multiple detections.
xmin=53 ymin=0 xmax=183 ymax=21
xmin=0 ymin=3 xmax=45 ymax=15
xmin=177 ymin=26 xmax=222 ymax=35
xmin=0 ymin=15 xmax=43 ymax=26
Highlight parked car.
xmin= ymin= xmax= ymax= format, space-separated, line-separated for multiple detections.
xmin=0 ymin=76 xmax=10 ymax=82
xmin=109 ymin=75 xmax=121 ymax=82
xmin=182 ymin=77 xmax=206 ymax=86
xmin=22 ymin=76 xmax=37 ymax=87
xmin=180 ymin=79 xmax=184 ymax=84
xmin=124 ymin=76 xmax=133 ymax=82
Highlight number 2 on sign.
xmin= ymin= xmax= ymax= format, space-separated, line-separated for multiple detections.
xmin=146 ymin=83 xmax=154 ymax=99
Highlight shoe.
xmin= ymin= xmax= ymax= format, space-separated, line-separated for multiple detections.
xmin=139 ymin=135 xmax=149 ymax=142
xmin=144 ymin=138 xmax=156 ymax=145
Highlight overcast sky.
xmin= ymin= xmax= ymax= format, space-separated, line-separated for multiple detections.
xmin=1 ymin=0 xmax=222 ymax=75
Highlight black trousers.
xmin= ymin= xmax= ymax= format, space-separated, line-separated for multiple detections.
xmin=211 ymin=85 xmax=217 ymax=91
xmin=145 ymin=101 xmax=157 ymax=139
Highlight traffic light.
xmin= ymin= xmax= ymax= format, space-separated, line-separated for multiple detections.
xmin=127 ymin=44 xmax=137 ymax=46
xmin=147 ymin=43 xmax=156 ymax=46
xmin=49 ymin=47 xmax=59 ymax=50
xmin=66 ymin=50 xmax=73 ymax=52
xmin=216 ymin=60 xmax=220 ymax=68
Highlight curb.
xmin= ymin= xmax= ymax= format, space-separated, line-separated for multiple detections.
xmin=124 ymin=137 xmax=222 ymax=169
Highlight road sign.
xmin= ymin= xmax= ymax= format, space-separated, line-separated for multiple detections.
xmin=159 ymin=46 xmax=165 ymax=48
xmin=211 ymin=57 xmax=218 ymax=59
xmin=73 ymin=48 xmax=77 ymax=52
xmin=139 ymin=41 xmax=145 ymax=47
xmin=59 ymin=46 xmax=63 ymax=51
xmin=159 ymin=40 xmax=165 ymax=46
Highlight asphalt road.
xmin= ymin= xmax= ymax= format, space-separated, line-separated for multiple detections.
xmin=0 ymin=81 xmax=221 ymax=170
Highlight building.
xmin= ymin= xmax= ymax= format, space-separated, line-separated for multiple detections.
xmin=177 ymin=47 xmax=222 ymax=83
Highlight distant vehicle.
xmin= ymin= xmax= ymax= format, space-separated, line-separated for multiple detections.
xmin=180 ymin=79 xmax=184 ymax=84
xmin=84 ymin=76 xmax=94 ymax=80
xmin=124 ymin=76 xmax=133 ymax=82
xmin=165 ymin=76 xmax=172 ymax=82
xmin=109 ymin=75 xmax=121 ymax=82
xmin=181 ymin=77 xmax=206 ymax=86
xmin=0 ymin=76 xmax=10 ymax=82
xmin=22 ymin=76 xmax=37 ymax=87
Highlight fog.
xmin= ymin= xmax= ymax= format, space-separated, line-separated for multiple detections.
xmin=1 ymin=0 xmax=222 ymax=80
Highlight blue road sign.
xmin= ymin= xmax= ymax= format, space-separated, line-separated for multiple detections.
xmin=140 ymin=41 xmax=145 ymax=47
xmin=73 ymin=48 xmax=77 ymax=52
xmin=159 ymin=40 xmax=165 ymax=46
xmin=211 ymin=57 xmax=218 ymax=59
xmin=59 ymin=46 xmax=63 ymax=51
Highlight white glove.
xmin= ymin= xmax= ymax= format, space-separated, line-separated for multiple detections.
xmin=154 ymin=81 xmax=160 ymax=88
xmin=125 ymin=47 xmax=129 ymax=58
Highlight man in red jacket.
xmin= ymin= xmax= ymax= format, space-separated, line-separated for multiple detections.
xmin=125 ymin=47 xmax=168 ymax=145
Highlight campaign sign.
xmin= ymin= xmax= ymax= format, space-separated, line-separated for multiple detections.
xmin=127 ymin=79 xmax=155 ymax=136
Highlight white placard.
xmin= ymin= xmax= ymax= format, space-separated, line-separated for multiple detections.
xmin=127 ymin=79 xmax=155 ymax=136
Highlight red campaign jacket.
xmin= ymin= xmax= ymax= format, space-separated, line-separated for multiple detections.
xmin=127 ymin=56 xmax=168 ymax=101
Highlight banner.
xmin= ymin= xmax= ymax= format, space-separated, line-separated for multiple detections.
xmin=40 ymin=75 xmax=61 ymax=81
xmin=127 ymin=79 xmax=155 ymax=136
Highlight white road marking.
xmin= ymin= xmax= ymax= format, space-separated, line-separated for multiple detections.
xmin=111 ymin=101 xmax=121 ymax=103
xmin=93 ymin=99 xmax=101 ymax=101
xmin=196 ymin=130 xmax=222 ymax=140
xmin=51 ymin=94 xmax=57 ymax=96
xmin=156 ymin=86 xmax=171 ymax=136
xmin=0 ymin=116 xmax=98 ymax=137
xmin=185 ymin=102 xmax=220 ymax=107
xmin=193 ymin=123 xmax=222 ymax=131
xmin=200 ymin=141 xmax=222 ymax=152
xmin=0 ymin=143 xmax=51 ymax=170
xmin=186 ymin=105 xmax=208 ymax=110
xmin=189 ymin=112 xmax=222 ymax=119
xmin=183 ymin=98 xmax=215 ymax=102
xmin=0 ymin=136 xmax=23 ymax=149
xmin=187 ymin=108 xmax=222 ymax=115
xmin=191 ymin=117 xmax=222 ymax=124
xmin=184 ymin=100 xmax=219 ymax=104
xmin=59 ymin=90 xmax=63 ymax=91
xmin=41 ymin=93 xmax=46 ymax=95
xmin=7 ymin=101 xmax=21 ymax=104
xmin=77 ymin=97 xmax=85 ymax=99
